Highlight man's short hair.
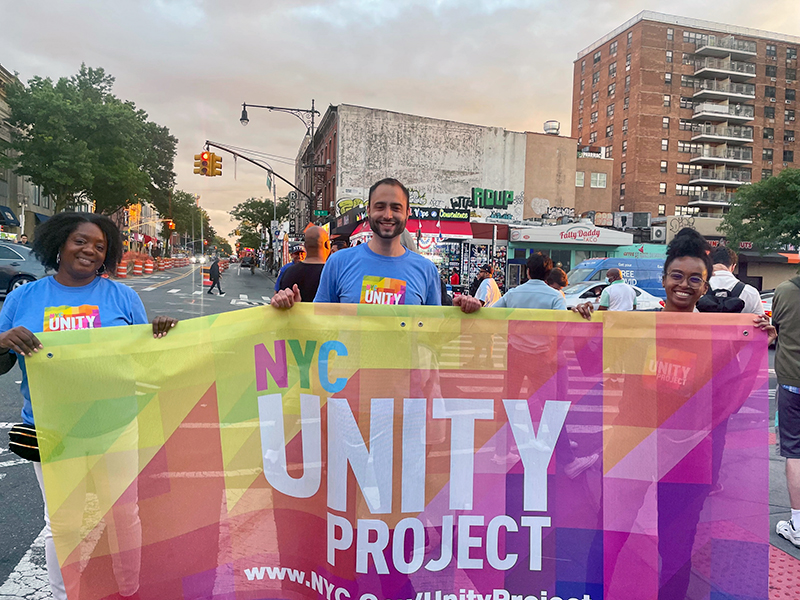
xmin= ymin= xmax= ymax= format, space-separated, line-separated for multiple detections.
xmin=545 ymin=267 xmax=568 ymax=288
xmin=710 ymin=245 xmax=737 ymax=268
xmin=368 ymin=178 xmax=410 ymax=208
xmin=526 ymin=252 xmax=553 ymax=281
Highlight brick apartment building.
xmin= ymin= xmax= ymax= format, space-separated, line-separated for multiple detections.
xmin=571 ymin=11 xmax=800 ymax=218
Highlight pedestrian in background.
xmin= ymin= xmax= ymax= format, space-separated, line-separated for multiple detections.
xmin=493 ymin=252 xmax=566 ymax=310
xmin=598 ymin=268 xmax=636 ymax=311
xmin=279 ymin=226 xmax=330 ymax=302
xmin=274 ymin=245 xmax=305 ymax=292
xmin=545 ymin=267 xmax=568 ymax=293
xmin=474 ymin=264 xmax=502 ymax=307
xmin=450 ymin=268 xmax=460 ymax=286
xmin=207 ymin=256 xmax=224 ymax=296
xmin=700 ymin=246 xmax=763 ymax=314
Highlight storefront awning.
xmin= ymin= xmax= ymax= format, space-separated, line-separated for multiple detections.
xmin=0 ymin=206 xmax=20 ymax=228
xmin=739 ymin=251 xmax=800 ymax=264
xmin=33 ymin=212 xmax=51 ymax=224
xmin=407 ymin=220 xmax=473 ymax=239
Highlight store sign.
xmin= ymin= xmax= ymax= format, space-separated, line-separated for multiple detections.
xmin=472 ymin=187 xmax=514 ymax=209
xmin=410 ymin=207 xmax=470 ymax=221
xmin=510 ymin=224 xmax=633 ymax=246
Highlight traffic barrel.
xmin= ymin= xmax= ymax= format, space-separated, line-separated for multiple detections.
xmin=116 ymin=262 xmax=128 ymax=278
xmin=144 ymin=260 xmax=154 ymax=275
xmin=157 ymin=259 xmax=165 ymax=272
xmin=202 ymin=266 xmax=212 ymax=287
xmin=133 ymin=260 xmax=143 ymax=276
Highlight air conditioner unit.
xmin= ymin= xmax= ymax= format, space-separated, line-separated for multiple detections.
xmin=651 ymin=226 xmax=667 ymax=242
xmin=771 ymin=77 xmax=777 ymax=82
xmin=770 ymin=98 xmax=777 ymax=102
xmin=787 ymin=100 xmax=793 ymax=104
xmin=791 ymin=117 xmax=796 ymax=121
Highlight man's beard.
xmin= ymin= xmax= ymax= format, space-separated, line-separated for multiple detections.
xmin=368 ymin=214 xmax=407 ymax=240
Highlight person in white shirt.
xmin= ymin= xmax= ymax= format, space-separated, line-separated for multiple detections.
xmin=598 ymin=268 xmax=637 ymax=311
xmin=474 ymin=264 xmax=502 ymax=307
xmin=707 ymin=246 xmax=765 ymax=315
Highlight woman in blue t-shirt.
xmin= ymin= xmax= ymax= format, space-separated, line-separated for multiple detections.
xmin=0 ymin=212 xmax=177 ymax=600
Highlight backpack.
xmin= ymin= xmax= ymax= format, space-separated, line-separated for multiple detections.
xmin=696 ymin=281 xmax=746 ymax=313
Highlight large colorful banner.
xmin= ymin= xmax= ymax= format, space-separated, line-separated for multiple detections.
xmin=28 ymin=306 xmax=770 ymax=600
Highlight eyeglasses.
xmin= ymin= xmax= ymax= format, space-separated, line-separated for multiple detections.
xmin=666 ymin=271 xmax=706 ymax=288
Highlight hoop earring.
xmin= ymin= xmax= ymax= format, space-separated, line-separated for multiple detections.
xmin=96 ymin=264 xmax=107 ymax=275
xmin=56 ymin=252 xmax=61 ymax=268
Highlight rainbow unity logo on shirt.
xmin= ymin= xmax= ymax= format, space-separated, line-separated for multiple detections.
xmin=360 ymin=276 xmax=407 ymax=305
xmin=44 ymin=305 xmax=102 ymax=332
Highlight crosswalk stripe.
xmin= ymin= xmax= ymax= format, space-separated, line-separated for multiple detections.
xmin=141 ymin=287 xmax=156 ymax=292
xmin=262 ymin=296 xmax=271 ymax=302
xmin=0 ymin=458 xmax=27 ymax=468
xmin=193 ymin=291 xmax=202 ymax=295
xmin=167 ymin=289 xmax=180 ymax=294
xmin=239 ymin=294 xmax=248 ymax=299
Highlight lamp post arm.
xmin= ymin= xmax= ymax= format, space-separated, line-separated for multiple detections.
xmin=241 ymin=103 xmax=320 ymax=130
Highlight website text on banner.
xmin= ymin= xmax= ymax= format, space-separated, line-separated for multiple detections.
xmin=27 ymin=305 xmax=770 ymax=600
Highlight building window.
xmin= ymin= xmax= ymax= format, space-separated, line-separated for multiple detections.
xmin=592 ymin=71 xmax=600 ymax=86
xmin=627 ymin=31 xmax=632 ymax=46
xmin=626 ymin=53 xmax=631 ymax=71
xmin=766 ymin=65 xmax=778 ymax=78
xmin=764 ymin=127 xmax=774 ymax=140
xmin=784 ymin=150 xmax=794 ymax=162
xmin=680 ymin=96 xmax=693 ymax=109
xmin=763 ymin=148 xmax=774 ymax=160
xmin=609 ymin=62 xmax=617 ymax=78
xmin=658 ymin=204 xmax=666 ymax=216
xmin=681 ymin=75 xmax=697 ymax=87
xmin=679 ymin=119 xmax=692 ymax=131
xmin=592 ymin=91 xmax=599 ymax=104
xmin=608 ymin=82 xmax=616 ymax=97
xmin=579 ymin=98 xmax=584 ymax=110
xmin=665 ymin=73 xmax=672 ymax=85
xmin=619 ymin=204 xmax=625 ymax=211
xmin=662 ymin=117 xmax=670 ymax=129
xmin=683 ymin=31 xmax=708 ymax=45
xmin=766 ymin=86 xmax=776 ymax=98
xmin=660 ymin=160 xmax=668 ymax=173
xmin=622 ymin=140 xmax=628 ymax=154
xmin=621 ymin=161 xmax=626 ymax=176
xmin=659 ymin=182 xmax=667 ymax=195
xmin=607 ymin=103 xmax=615 ymax=117
xmin=666 ymin=50 xmax=673 ymax=63
xmin=591 ymin=111 xmax=598 ymax=123
xmin=622 ymin=118 xmax=628 ymax=134
xmin=620 ymin=183 xmax=626 ymax=198
xmin=762 ymin=169 xmax=773 ymax=179
xmin=589 ymin=131 xmax=597 ymax=143
xmin=590 ymin=172 xmax=607 ymax=188
xmin=581 ymin=60 xmax=586 ymax=75
xmin=605 ymin=145 xmax=613 ymax=158
xmin=787 ymin=109 xmax=796 ymax=122
xmin=676 ymin=184 xmax=704 ymax=196
xmin=578 ymin=118 xmax=583 ymax=129
xmin=666 ymin=28 xmax=674 ymax=41
xmin=765 ymin=106 xmax=775 ymax=119
xmin=787 ymin=89 xmax=796 ymax=101
xmin=576 ymin=171 xmax=585 ymax=187
xmin=766 ymin=44 xmax=777 ymax=57
xmin=683 ymin=53 xmax=693 ymax=65
xmin=788 ymin=47 xmax=798 ymax=60
xmin=675 ymin=205 xmax=700 ymax=216
xmin=623 ymin=96 xmax=630 ymax=110
xmin=786 ymin=130 xmax=796 ymax=142
xmin=593 ymin=50 xmax=601 ymax=64
xmin=663 ymin=94 xmax=671 ymax=107
xmin=610 ymin=40 xmax=618 ymax=55
xmin=606 ymin=124 xmax=614 ymax=138
xmin=678 ymin=141 xmax=703 ymax=153
xmin=625 ymin=75 xmax=631 ymax=92
xmin=661 ymin=138 xmax=669 ymax=151
xmin=788 ymin=67 xmax=797 ymax=81
xmin=580 ymin=79 xmax=585 ymax=94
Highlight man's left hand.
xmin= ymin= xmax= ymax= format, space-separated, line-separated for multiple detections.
xmin=453 ymin=295 xmax=481 ymax=314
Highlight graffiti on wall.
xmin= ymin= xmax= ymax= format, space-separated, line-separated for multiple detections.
xmin=336 ymin=196 xmax=366 ymax=215
xmin=545 ymin=206 xmax=575 ymax=219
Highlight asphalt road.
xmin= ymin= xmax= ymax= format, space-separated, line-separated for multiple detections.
xmin=0 ymin=270 xmax=790 ymax=595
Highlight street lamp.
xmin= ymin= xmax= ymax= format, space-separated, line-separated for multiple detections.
xmin=239 ymin=100 xmax=321 ymax=225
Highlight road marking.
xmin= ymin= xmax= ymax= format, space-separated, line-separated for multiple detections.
xmin=193 ymin=291 xmax=202 ymax=295
xmin=0 ymin=422 xmax=15 ymax=429
xmin=0 ymin=458 xmax=28 ymax=468
xmin=229 ymin=299 xmax=266 ymax=307
xmin=239 ymin=294 xmax=248 ymax=299
xmin=262 ymin=296 xmax=271 ymax=302
xmin=141 ymin=287 xmax=156 ymax=291
xmin=136 ymin=266 xmax=200 ymax=290
xmin=0 ymin=527 xmax=49 ymax=597
xmin=167 ymin=289 xmax=180 ymax=294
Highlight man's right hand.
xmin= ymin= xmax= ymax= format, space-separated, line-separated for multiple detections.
xmin=271 ymin=285 xmax=302 ymax=309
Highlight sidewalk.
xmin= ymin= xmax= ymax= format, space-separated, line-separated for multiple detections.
xmin=769 ymin=424 xmax=800 ymax=597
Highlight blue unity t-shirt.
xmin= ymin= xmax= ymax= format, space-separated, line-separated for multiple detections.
xmin=0 ymin=276 xmax=148 ymax=425
xmin=314 ymin=244 xmax=442 ymax=305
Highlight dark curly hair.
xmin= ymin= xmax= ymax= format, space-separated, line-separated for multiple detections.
xmin=32 ymin=212 xmax=124 ymax=272
xmin=664 ymin=227 xmax=713 ymax=278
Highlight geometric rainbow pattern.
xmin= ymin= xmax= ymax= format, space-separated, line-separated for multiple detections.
xmin=27 ymin=305 xmax=770 ymax=600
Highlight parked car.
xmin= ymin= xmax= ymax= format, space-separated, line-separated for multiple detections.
xmin=567 ymin=257 xmax=666 ymax=299
xmin=760 ymin=289 xmax=774 ymax=322
xmin=562 ymin=281 xmax=665 ymax=311
xmin=0 ymin=241 xmax=49 ymax=296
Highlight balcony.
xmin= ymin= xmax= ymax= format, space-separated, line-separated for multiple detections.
xmin=694 ymin=36 xmax=757 ymax=60
xmin=694 ymin=57 xmax=756 ymax=82
xmin=693 ymin=80 xmax=756 ymax=101
xmin=688 ymin=168 xmax=752 ymax=186
xmin=692 ymin=102 xmax=754 ymax=123
xmin=688 ymin=191 xmax=736 ymax=207
xmin=691 ymin=123 xmax=754 ymax=144
xmin=690 ymin=146 xmax=753 ymax=165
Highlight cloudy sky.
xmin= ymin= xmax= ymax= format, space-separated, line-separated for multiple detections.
xmin=2 ymin=0 xmax=798 ymax=238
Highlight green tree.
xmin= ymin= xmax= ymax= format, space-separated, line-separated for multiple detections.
xmin=230 ymin=196 xmax=289 ymax=249
xmin=235 ymin=224 xmax=263 ymax=251
xmin=0 ymin=64 xmax=176 ymax=214
xmin=720 ymin=168 xmax=800 ymax=252
xmin=212 ymin=235 xmax=233 ymax=256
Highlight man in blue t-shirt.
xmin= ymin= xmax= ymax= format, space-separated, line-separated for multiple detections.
xmin=271 ymin=178 xmax=480 ymax=312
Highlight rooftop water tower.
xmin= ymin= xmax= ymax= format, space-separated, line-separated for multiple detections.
xmin=543 ymin=120 xmax=560 ymax=135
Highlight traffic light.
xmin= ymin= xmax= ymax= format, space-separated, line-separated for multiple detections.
xmin=204 ymin=240 xmax=208 ymax=246
xmin=168 ymin=220 xmax=175 ymax=230
xmin=193 ymin=151 xmax=210 ymax=176
xmin=209 ymin=153 xmax=223 ymax=177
